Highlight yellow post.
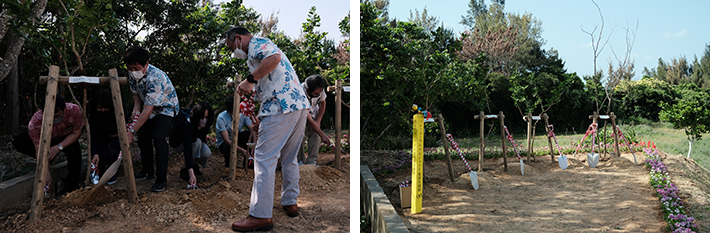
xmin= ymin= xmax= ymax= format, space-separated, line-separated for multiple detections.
xmin=411 ymin=113 xmax=424 ymax=214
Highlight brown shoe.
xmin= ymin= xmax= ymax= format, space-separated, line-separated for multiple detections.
xmin=282 ymin=204 xmax=299 ymax=217
xmin=231 ymin=215 xmax=273 ymax=232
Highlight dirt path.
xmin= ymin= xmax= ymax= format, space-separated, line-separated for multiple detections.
xmin=364 ymin=151 xmax=667 ymax=232
xmin=1 ymin=151 xmax=350 ymax=232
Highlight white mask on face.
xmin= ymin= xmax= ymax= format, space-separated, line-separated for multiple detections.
xmin=199 ymin=118 xmax=207 ymax=128
xmin=231 ymin=37 xmax=248 ymax=60
xmin=130 ymin=70 xmax=144 ymax=81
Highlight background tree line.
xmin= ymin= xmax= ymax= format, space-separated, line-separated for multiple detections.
xmin=0 ymin=0 xmax=350 ymax=136
xmin=361 ymin=0 xmax=710 ymax=150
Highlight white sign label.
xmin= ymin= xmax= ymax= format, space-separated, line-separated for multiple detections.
xmin=69 ymin=76 xmax=100 ymax=84
xmin=343 ymin=86 xmax=351 ymax=92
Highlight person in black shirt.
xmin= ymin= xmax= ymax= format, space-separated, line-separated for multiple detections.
xmin=170 ymin=101 xmax=214 ymax=187
xmin=88 ymin=89 xmax=120 ymax=185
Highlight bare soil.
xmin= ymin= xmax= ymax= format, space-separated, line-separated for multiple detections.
xmin=1 ymin=150 xmax=350 ymax=232
xmin=362 ymin=151 xmax=694 ymax=232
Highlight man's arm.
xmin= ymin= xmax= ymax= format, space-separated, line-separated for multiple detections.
xmin=307 ymin=115 xmax=330 ymax=145
xmin=51 ymin=124 xmax=82 ymax=160
xmin=220 ymin=130 xmax=232 ymax=146
xmin=251 ymin=53 xmax=281 ymax=81
xmin=237 ymin=53 xmax=281 ymax=95
xmin=315 ymin=100 xmax=326 ymax=126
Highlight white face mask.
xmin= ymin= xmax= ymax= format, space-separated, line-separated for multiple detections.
xmin=199 ymin=118 xmax=207 ymax=128
xmin=231 ymin=37 xmax=248 ymax=60
xmin=130 ymin=70 xmax=145 ymax=81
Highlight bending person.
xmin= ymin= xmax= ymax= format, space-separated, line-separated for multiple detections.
xmin=12 ymin=96 xmax=84 ymax=194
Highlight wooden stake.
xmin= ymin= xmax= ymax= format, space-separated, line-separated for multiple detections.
xmin=479 ymin=111 xmax=484 ymax=172
xmin=542 ymin=114 xmax=555 ymax=163
xmin=611 ymin=112 xmax=620 ymax=157
xmin=83 ymin=86 xmax=93 ymax=185
xmin=335 ymin=79 xmax=342 ymax=169
xmin=30 ymin=65 xmax=59 ymax=222
xmin=109 ymin=68 xmax=138 ymax=203
xmin=499 ymin=111 xmax=507 ymax=172
xmin=437 ymin=114 xmax=455 ymax=182
xmin=526 ymin=112 xmax=532 ymax=163
xmin=229 ymin=75 xmax=242 ymax=181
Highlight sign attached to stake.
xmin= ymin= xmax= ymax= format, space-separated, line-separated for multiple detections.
xmin=68 ymin=76 xmax=100 ymax=84
xmin=411 ymin=113 xmax=424 ymax=214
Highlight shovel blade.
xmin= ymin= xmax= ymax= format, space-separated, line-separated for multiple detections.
xmin=558 ymin=155 xmax=568 ymax=170
xmin=469 ymin=171 xmax=479 ymax=190
xmin=520 ymin=160 xmax=525 ymax=176
xmin=587 ymin=153 xmax=599 ymax=168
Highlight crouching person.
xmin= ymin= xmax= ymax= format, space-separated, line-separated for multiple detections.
xmin=170 ymin=101 xmax=214 ymax=188
xmin=12 ymin=96 xmax=84 ymax=194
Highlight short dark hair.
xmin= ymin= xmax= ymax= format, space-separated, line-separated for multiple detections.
xmin=123 ymin=47 xmax=150 ymax=66
xmin=304 ymin=74 xmax=327 ymax=91
xmin=225 ymin=26 xmax=251 ymax=40
xmin=224 ymin=94 xmax=234 ymax=114
xmin=44 ymin=95 xmax=66 ymax=112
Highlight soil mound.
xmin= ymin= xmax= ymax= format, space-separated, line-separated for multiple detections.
xmin=500 ymin=162 xmax=536 ymax=176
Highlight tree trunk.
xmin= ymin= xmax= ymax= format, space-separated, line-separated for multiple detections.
xmin=8 ymin=48 xmax=19 ymax=134
xmin=687 ymin=139 xmax=693 ymax=158
xmin=0 ymin=0 xmax=49 ymax=82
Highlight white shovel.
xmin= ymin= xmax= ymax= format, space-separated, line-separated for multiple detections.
xmin=469 ymin=171 xmax=479 ymax=190
xmin=587 ymin=153 xmax=600 ymax=168
xmin=504 ymin=126 xmax=525 ymax=176
xmin=548 ymin=124 xmax=568 ymax=170
xmin=446 ymin=134 xmax=479 ymax=190
xmin=558 ymin=155 xmax=568 ymax=170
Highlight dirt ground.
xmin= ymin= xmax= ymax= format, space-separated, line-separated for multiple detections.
xmin=362 ymin=151 xmax=679 ymax=232
xmin=1 ymin=150 xmax=350 ymax=232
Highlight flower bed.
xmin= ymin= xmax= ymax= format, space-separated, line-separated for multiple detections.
xmin=643 ymin=146 xmax=697 ymax=232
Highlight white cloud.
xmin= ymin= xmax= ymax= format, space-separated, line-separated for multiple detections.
xmin=578 ymin=42 xmax=592 ymax=48
xmin=663 ymin=29 xmax=688 ymax=38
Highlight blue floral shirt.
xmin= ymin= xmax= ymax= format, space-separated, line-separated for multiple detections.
xmin=246 ymin=37 xmax=310 ymax=117
xmin=129 ymin=64 xmax=180 ymax=118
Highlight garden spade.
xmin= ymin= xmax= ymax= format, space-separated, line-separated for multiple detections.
xmin=547 ymin=125 xmax=567 ymax=170
xmin=587 ymin=153 xmax=599 ymax=168
xmin=446 ymin=134 xmax=479 ymax=190
xmin=96 ymin=152 xmax=122 ymax=187
xmin=504 ymin=126 xmax=525 ymax=176
xmin=588 ymin=125 xmax=599 ymax=168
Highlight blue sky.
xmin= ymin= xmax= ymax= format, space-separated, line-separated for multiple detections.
xmin=218 ymin=0 xmax=350 ymax=42
xmin=388 ymin=0 xmax=710 ymax=80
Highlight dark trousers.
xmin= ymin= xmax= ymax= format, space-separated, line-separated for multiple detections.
xmin=137 ymin=114 xmax=172 ymax=183
xmin=95 ymin=137 xmax=120 ymax=178
xmin=219 ymin=130 xmax=251 ymax=168
xmin=12 ymin=131 xmax=82 ymax=191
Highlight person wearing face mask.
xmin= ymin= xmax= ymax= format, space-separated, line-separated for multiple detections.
xmin=215 ymin=94 xmax=252 ymax=169
xmin=225 ymin=26 xmax=311 ymax=232
xmin=12 ymin=95 xmax=84 ymax=194
xmin=298 ymin=74 xmax=332 ymax=166
xmin=169 ymin=101 xmax=215 ymax=188
xmin=88 ymin=89 xmax=121 ymax=185
xmin=123 ymin=46 xmax=179 ymax=192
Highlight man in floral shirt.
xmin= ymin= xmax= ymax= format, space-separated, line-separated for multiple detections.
xmin=12 ymin=96 xmax=84 ymax=194
xmin=124 ymin=47 xmax=179 ymax=192
xmin=225 ymin=26 xmax=310 ymax=232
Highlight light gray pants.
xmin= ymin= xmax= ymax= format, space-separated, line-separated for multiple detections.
xmin=175 ymin=138 xmax=212 ymax=168
xmin=249 ymin=109 xmax=308 ymax=218
xmin=297 ymin=125 xmax=321 ymax=165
